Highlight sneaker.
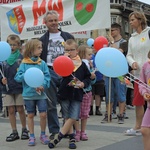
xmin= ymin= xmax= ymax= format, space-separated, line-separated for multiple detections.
xmin=101 ymin=114 xmax=112 ymax=123
xmin=28 ymin=137 xmax=36 ymax=146
xmin=123 ymin=112 xmax=129 ymax=119
xmin=112 ymin=112 xmax=117 ymax=119
xmin=40 ymin=135 xmax=49 ymax=145
xmin=95 ymin=109 xmax=103 ymax=116
xmin=80 ymin=132 xmax=88 ymax=141
xmin=75 ymin=131 xmax=80 ymax=142
xmin=126 ymin=105 xmax=135 ymax=110
xmin=69 ymin=138 xmax=76 ymax=149
xmin=58 ymin=110 xmax=62 ymax=119
xmin=0 ymin=113 xmax=5 ymax=118
xmin=124 ymin=128 xmax=140 ymax=136
xmin=118 ymin=114 xmax=124 ymax=124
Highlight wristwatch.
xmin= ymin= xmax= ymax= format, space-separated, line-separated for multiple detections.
xmin=110 ymin=41 xmax=114 ymax=44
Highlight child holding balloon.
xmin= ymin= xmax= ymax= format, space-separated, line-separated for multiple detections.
xmin=139 ymin=51 xmax=150 ymax=150
xmin=14 ymin=39 xmax=50 ymax=146
xmin=48 ymin=39 xmax=91 ymax=149
xmin=74 ymin=45 xmax=96 ymax=141
xmin=0 ymin=34 xmax=29 ymax=142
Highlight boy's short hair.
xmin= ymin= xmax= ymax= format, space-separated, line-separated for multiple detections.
xmin=65 ymin=39 xmax=78 ymax=49
xmin=111 ymin=23 xmax=121 ymax=31
xmin=7 ymin=34 xmax=21 ymax=46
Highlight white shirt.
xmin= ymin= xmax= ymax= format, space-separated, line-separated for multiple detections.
xmin=47 ymin=32 xmax=64 ymax=66
xmin=126 ymin=27 xmax=150 ymax=78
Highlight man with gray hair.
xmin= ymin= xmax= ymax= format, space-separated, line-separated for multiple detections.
xmin=40 ymin=10 xmax=74 ymax=140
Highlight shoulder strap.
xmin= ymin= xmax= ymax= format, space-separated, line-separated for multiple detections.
xmin=148 ymin=30 xmax=150 ymax=39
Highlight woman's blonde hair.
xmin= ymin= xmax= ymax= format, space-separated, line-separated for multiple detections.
xmin=23 ymin=39 xmax=42 ymax=58
xmin=129 ymin=11 xmax=147 ymax=30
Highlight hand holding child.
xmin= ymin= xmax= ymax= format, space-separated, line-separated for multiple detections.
xmin=132 ymin=62 xmax=139 ymax=70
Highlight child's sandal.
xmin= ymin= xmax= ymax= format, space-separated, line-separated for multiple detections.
xmin=48 ymin=134 xmax=60 ymax=148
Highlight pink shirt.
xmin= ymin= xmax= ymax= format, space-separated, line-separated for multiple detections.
xmin=139 ymin=61 xmax=150 ymax=108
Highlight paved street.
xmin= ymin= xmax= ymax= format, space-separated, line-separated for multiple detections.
xmin=0 ymin=102 xmax=143 ymax=150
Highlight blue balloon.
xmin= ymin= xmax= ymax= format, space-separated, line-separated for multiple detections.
xmin=24 ymin=67 xmax=44 ymax=88
xmin=0 ymin=41 xmax=11 ymax=61
xmin=87 ymin=38 xmax=94 ymax=47
xmin=95 ymin=47 xmax=128 ymax=77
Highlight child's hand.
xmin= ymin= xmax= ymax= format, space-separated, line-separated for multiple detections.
xmin=143 ymin=93 xmax=150 ymax=101
xmin=75 ymin=81 xmax=84 ymax=88
xmin=90 ymin=72 xmax=96 ymax=80
xmin=2 ymin=77 xmax=7 ymax=85
xmin=36 ymin=86 xmax=44 ymax=92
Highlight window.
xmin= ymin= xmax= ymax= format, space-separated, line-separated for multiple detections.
xmin=124 ymin=21 xmax=129 ymax=33
xmin=111 ymin=16 xmax=117 ymax=23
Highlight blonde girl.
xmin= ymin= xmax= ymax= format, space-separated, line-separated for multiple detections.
xmin=15 ymin=39 xmax=50 ymax=146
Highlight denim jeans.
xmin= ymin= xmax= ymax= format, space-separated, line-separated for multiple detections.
xmin=105 ymin=77 xmax=127 ymax=103
xmin=46 ymin=69 xmax=61 ymax=134
xmin=60 ymin=99 xmax=81 ymax=120
xmin=0 ymin=86 xmax=2 ymax=111
xmin=24 ymin=99 xmax=47 ymax=113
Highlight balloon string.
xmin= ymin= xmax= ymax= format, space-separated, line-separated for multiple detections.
xmin=0 ymin=68 xmax=9 ymax=91
xmin=36 ymin=90 xmax=52 ymax=103
xmin=126 ymin=74 xmax=150 ymax=92
xmin=43 ymin=92 xmax=52 ymax=103
xmin=128 ymin=72 xmax=149 ymax=89
xmin=71 ymin=74 xmax=89 ymax=97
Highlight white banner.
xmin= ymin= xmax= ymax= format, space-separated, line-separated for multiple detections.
xmin=0 ymin=0 xmax=110 ymax=40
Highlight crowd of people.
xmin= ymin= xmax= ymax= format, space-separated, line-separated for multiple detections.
xmin=0 ymin=10 xmax=150 ymax=150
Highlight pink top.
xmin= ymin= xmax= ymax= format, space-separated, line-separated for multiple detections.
xmin=139 ymin=61 xmax=150 ymax=108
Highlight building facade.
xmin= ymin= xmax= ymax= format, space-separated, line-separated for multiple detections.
xmin=110 ymin=0 xmax=150 ymax=39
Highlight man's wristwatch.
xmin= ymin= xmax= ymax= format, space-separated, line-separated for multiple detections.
xmin=110 ymin=41 xmax=114 ymax=44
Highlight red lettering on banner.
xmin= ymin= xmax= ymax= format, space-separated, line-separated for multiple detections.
xmin=0 ymin=0 xmax=21 ymax=4
xmin=32 ymin=0 xmax=46 ymax=26
xmin=47 ymin=0 xmax=63 ymax=21
xmin=32 ymin=0 xmax=63 ymax=26
xmin=14 ymin=5 xmax=26 ymax=33
xmin=72 ymin=31 xmax=87 ymax=34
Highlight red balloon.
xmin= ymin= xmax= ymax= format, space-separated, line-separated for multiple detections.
xmin=94 ymin=36 xmax=108 ymax=51
xmin=53 ymin=56 xmax=74 ymax=77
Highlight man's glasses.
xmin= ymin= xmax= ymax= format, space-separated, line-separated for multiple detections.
xmin=64 ymin=49 xmax=76 ymax=52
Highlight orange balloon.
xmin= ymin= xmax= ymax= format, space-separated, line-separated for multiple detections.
xmin=53 ymin=56 xmax=74 ymax=77
xmin=94 ymin=36 xmax=108 ymax=51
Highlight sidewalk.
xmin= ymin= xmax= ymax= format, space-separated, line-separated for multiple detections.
xmin=0 ymin=102 xmax=143 ymax=150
